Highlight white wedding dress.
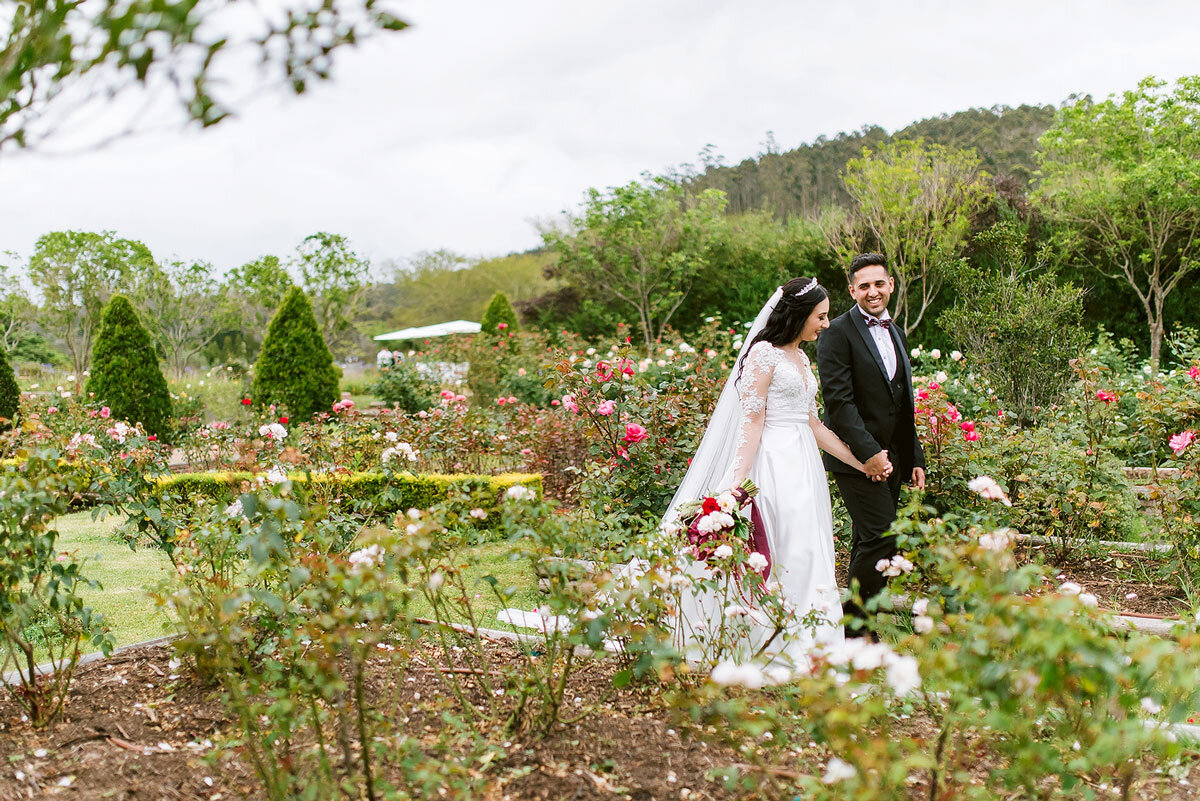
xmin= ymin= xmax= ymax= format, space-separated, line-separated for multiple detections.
xmin=665 ymin=323 xmax=844 ymax=669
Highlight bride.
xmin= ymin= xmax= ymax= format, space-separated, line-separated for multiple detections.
xmin=663 ymin=277 xmax=888 ymax=665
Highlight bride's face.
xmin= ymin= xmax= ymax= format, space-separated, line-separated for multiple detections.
xmin=800 ymin=298 xmax=831 ymax=342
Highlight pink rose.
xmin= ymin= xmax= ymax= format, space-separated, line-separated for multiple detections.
xmin=1096 ymin=390 xmax=1117 ymax=404
xmin=47 ymin=406 xmax=58 ymax=414
xmin=507 ymin=396 xmax=517 ymax=404
xmin=960 ymin=421 xmax=975 ymax=433
xmin=1170 ymin=430 xmax=1195 ymax=456
xmin=99 ymin=406 xmax=110 ymax=419
xmin=945 ymin=403 xmax=962 ymax=422
xmin=597 ymin=400 xmax=616 ymax=416
xmin=497 ymin=322 xmax=508 ymax=330
xmin=1189 ymin=365 xmax=1200 ymax=381
xmin=496 ymin=397 xmax=507 ymax=406
xmin=622 ymin=423 xmax=648 ymax=444
xmin=595 ymin=361 xmax=614 ymax=382
xmin=928 ymin=382 xmax=941 ymax=391
xmin=964 ymin=431 xmax=980 ymax=442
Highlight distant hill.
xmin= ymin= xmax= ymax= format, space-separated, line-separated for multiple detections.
xmin=689 ymin=104 xmax=1057 ymax=218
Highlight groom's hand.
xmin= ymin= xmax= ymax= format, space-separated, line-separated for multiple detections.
xmin=864 ymin=451 xmax=891 ymax=481
xmin=911 ymin=467 xmax=927 ymax=489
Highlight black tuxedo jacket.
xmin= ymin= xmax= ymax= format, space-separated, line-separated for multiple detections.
xmin=816 ymin=308 xmax=925 ymax=477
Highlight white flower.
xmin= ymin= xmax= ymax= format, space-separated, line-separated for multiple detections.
xmin=1078 ymin=592 xmax=1099 ymax=608
xmin=664 ymin=348 xmax=675 ymax=358
xmin=764 ymin=666 xmax=793 ymax=685
xmin=469 ymin=508 xmax=488 ymax=520
xmin=384 ymin=431 xmax=399 ymax=442
xmin=716 ymin=492 xmax=737 ymax=513
xmin=724 ymin=603 xmax=750 ymax=618
xmin=669 ymin=573 xmax=693 ymax=590
xmin=935 ymin=370 xmax=948 ymax=383
xmin=967 ymin=475 xmax=1012 ymax=506
xmin=929 ymin=349 xmax=942 ymax=359
xmin=427 ymin=572 xmax=444 ymax=591
xmin=258 ymin=423 xmax=287 ymax=440
xmin=911 ymin=598 xmax=929 ymax=616
xmin=713 ymin=544 xmax=734 ymax=560
xmin=876 ymin=555 xmax=913 ymax=577
xmin=950 ymin=350 xmax=963 ymax=361
xmin=586 ymin=347 xmax=596 ymax=356
xmin=821 ymin=757 xmax=856 ymax=784
xmin=265 ymin=466 xmax=288 ymax=484
xmin=910 ymin=348 xmax=921 ymax=359
xmin=746 ymin=552 xmax=768 ymax=571
xmin=656 ymin=359 xmax=666 ymax=367
xmin=696 ymin=515 xmax=719 ymax=535
xmin=505 ymin=484 xmax=535 ymax=501
xmin=914 ymin=615 xmax=934 ymax=634
xmin=710 ymin=660 xmax=764 ymax=689
xmin=884 ymin=654 xmax=921 ymax=696
xmin=1141 ymin=697 xmax=1162 ymax=715
xmin=382 ymin=443 xmax=418 ymax=464
xmin=1059 ymin=581 xmax=1083 ymax=596
xmin=405 ymin=523 xmax=420 ymax=535
xmin=732 ymin=339 xmax=743 ymax=350
xmin=348 ymin=544 xmax=384 ymax=569
xmin=978 ymin=529 xmax=1013 ymax=551
xmin=876 ymin=558 xmax=897 ymax=576
xmin=224 ymin=499 xmax=244 ymax=518
xmin=850 ymin=642 xmax=891 ymax=670
xmin=407 ymin=508 xmax=421 ymax=520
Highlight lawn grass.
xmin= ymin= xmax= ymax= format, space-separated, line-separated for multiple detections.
xmin=56 ymin=511 xmax=177 ymax=653
xmin=55 ymin=512 xmax=543 ymax=659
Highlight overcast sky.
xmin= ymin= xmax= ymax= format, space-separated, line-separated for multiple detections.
xmin=2 ymin=0 xmax=1198 ymax=274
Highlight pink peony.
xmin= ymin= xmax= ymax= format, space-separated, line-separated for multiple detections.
xmin=99 ymin=406 xmax=111 ymax=419
xmin=596 ymin=400 xmax=616 ymax=416
xmin=1170 ymin=430 xmax=1195 ymax=456
xmin=622 ymin=423 xmax=648 ymax=444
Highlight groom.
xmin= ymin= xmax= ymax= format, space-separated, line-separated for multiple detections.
xmin=817 ymin=253 xmax=926 ymax=637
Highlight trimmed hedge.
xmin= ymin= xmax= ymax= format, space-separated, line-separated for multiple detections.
xmin=86 ymin=295 xmax=173 ymax=438
xmin=0 ymin=345 xmax=17 ymax=429
xmin=154 ymin=471 xmax=542 ymax=514
xmin=252 ymin=286 xmax=340 ymax=420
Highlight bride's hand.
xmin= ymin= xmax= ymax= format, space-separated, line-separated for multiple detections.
xmin=731 ymin=487 xmax=752 ymax=507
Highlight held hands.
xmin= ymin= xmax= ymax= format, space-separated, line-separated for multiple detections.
xmin=864 ymin=450 xmax=893 ymax=483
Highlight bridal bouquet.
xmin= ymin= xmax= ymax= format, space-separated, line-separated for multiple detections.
xmin=673 ymin=479 xmax=760 ymax=566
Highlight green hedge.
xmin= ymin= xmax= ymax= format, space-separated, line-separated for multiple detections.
xmin=154 ymin=471 xmax=542 ymax=514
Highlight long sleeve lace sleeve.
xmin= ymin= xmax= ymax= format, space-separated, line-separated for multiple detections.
xmin=729 ymin=342 xmax=778 ymax=488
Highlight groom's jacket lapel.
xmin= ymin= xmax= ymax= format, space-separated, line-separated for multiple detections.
xmin=849 ymin=309 xmax=894 ymax=392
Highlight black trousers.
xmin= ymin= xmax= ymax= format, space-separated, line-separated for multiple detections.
xmin=834 ymin=467 xmax=902 ymax=637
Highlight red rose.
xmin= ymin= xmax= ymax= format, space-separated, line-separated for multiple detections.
xmin=148 ymin=435 xmax=157 ymax=441
xmin=279 ymin=416 xmax=288 ymax=424
xmin=241 ymin=398 xmax=251 ymax=406
xmin=702 ymin=497 xmax=721 ymax=515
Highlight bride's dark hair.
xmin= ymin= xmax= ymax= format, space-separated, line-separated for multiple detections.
xmin=735 ymin=276 xmax=828 ymax=386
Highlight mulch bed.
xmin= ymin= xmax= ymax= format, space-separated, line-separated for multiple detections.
xmin=2 ymin=638 xmax=1198 ymax=800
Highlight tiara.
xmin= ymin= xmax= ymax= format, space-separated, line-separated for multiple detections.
xmin=794 ymin=278 xmax=818 ymax=297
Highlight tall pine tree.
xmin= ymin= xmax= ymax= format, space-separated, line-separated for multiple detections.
xmin=86 ymin=295 xmax=172 ymax=438
xmin=252 ymin=286 xmax=339 ymax=420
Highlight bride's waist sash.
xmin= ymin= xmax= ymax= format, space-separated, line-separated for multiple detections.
xmin=764 ymin=410 xmax=809 ymax=428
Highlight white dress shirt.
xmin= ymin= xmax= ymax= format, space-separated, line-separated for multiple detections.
xmin=859 ymin=308 xmax=897 ymax=381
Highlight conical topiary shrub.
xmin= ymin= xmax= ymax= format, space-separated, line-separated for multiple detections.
xmin=252 ymin=286 xmax=339 ymax=420
xmin=480 ymin=291 xmax=519 ymax=335
xmin=85 ymin=295 xmax=173 ymax=439
xmin=0 ymin=346 xmax=18 ymax=429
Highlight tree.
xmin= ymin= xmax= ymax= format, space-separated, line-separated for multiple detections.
xmin=939 ymin=222 xmax=1088 ymax=427
xmin=0 ymin=0 xmax=408 ymax=153
xmin=544 ymin=177 xmax=727 ymax=349
xmin=295 ymin=233 xmax=371 ymax=354
xmin=252 ymin=287 xmax=339 ymax=420
xmin=27 ymin=231 xmax=156 ymax=376
xmin=222 ymin=254 xmax=295 ymax=359
xmin=0 ymin=345 xmax=18 ymax=429
xmin=85 ymin=295 xmax=172 ymax=439
xmin=1035 ymin=76 xmax=1200 ymax=368
xmin=824 ymin=139 xmax=994 ymax=334
xmin=139 ymin=259 xmax=232 ymax=375
xmin=480 ymin=292 xmax=519 ymax=334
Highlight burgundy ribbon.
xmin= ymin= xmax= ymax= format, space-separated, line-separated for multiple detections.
xmin=747 ymin=498 xmax=771 ymax=579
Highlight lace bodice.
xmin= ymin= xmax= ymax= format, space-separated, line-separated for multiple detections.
xmin=729 ymin=342 xmax=819 ymax=482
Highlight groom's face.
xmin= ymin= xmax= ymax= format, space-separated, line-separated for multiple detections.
xmin=849 ymin=265 xmax=894 ymax=317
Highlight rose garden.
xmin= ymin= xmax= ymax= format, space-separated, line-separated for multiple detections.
xmin=4 ymin=17 xmax=1200 ymax=794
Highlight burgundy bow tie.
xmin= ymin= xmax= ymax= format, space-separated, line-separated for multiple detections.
xmin=866 ymin=316 xmax=892 ymax=329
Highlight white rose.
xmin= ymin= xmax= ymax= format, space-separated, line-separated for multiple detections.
xmin=1078 ymin=593 xmax=1099 ymax=608
xmin=505 ymin=484 xmax=534 ymax=501
xmin=935 ymin=370 xmax=948 ymax=383
xmin=914 ymin=615 xmax=934 ymax=634
xmin=710 ymin=660 xmax=764 ymax=689
xmin=910 ymin=348 xmax=921 ymax=359
xmin=821 ymin=757 xmax=856 ymax=784
xmin=911 ymin=598 xmax=929 ymax=616
xmin=950 ymin=350 xmax=963 ymax=361
xmin=929 ymin=349 xmax=941 ymax=359
xmin=427 ymin=572 xmax=444 ymax=591
xmin=746 ymin=552 xmax=768 ymax=571
xmin=266 ymin=466 xmax=288 ymax=484
xmin=713 ymin=544 xmax=734 ymax=559
xmin=716 ymin=492 xmax=737 ymax=513
xmin=1059 ymin=581 xmax=1083 ymax=596
xmin=724 ymin=603 xmax=750 ymax=618
xmin=884 ymin=654 xmax=921 ymax=696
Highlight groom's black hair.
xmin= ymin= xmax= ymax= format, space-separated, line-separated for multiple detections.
xmin=847 ymin=252 xmax=888 ymax=283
